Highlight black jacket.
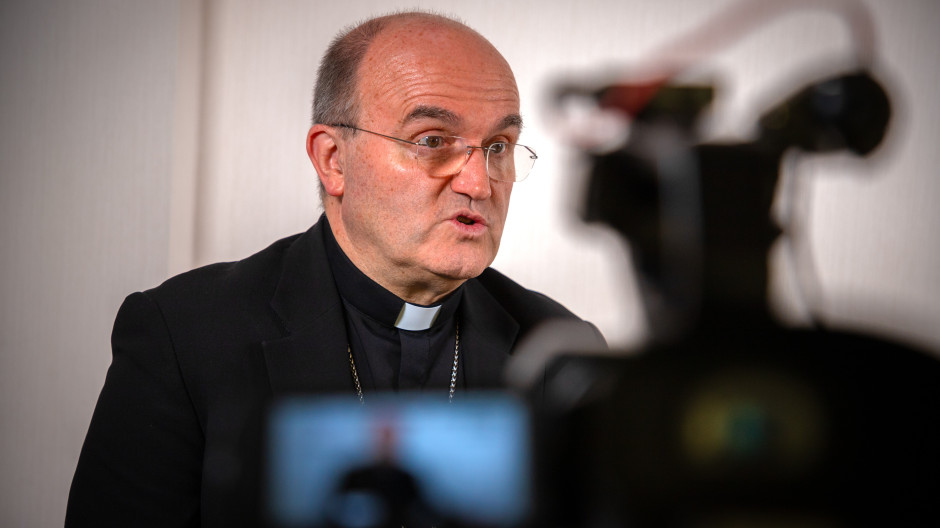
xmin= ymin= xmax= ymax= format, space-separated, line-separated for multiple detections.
xmin=66 ymin=218 xmax=604 ymax=527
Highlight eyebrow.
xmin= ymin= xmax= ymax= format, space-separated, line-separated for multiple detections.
xmin=402 ymin=105 xmax=524 ymax=133
xmin=403 ymin=105 xmax=460 ymax=127
xmin=499 ymin=113 xmax=524 ymax=132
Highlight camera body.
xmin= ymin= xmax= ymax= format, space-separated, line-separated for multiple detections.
xmin=533 ymin=71 xmax=940 ymax=526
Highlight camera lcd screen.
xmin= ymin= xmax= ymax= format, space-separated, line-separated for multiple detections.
xmin=264 ymin=393 xmax=531 ymax=527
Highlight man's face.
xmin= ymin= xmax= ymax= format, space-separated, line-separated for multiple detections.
xmin=334 ymin=22 xmax=521 ymax=299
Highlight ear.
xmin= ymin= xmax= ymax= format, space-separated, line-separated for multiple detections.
xmin=307 ymin=124 xmax=345 ymax=197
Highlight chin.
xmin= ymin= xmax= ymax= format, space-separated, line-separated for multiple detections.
xmin=423 ymin=239 xmax=499 ymax=281
xmin=436 ymin=264 xmax=486 ymax=282
xmin=432 ymin=254 xmax=492 ymax=282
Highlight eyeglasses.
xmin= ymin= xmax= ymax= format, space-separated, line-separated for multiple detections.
xmin=331 ymin=124 xmax=537 ymax=182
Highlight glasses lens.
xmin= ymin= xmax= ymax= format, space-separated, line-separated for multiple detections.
xmin=513 ymin=144 xmax=537 ymax=182
xmin=416 ymin=136 xmax=464 ymax=176
xmin=487 ymin=143 xmax=537 ymax=182
xmin=416 ymin=137 xmax=537 ymax=182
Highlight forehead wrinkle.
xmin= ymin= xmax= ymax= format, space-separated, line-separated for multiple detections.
xmin=401 ymin=105 xmax=523 ymax=136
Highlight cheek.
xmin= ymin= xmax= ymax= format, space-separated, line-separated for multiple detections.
xmin=492 ymin=184 xmax=513 ymax=221
xmin=345 ymin=147 xmax=404 ymax=204
xmin=344 ymin=156 xmax=436 ymax=241
xmin=484 ymin=188 xmax=512 ymax=251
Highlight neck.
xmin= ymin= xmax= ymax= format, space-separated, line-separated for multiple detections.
xmin=326 ymin=212 xmax=464 ymax=306
xmin=393 ymin=279 xmax=464 ymax=306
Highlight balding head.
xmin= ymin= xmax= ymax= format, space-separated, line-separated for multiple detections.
xmin=311 ymin=12 xmax=514 ymax=128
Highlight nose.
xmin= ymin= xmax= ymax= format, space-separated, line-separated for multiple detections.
xmin=449 ymin=147 xmax=492 ymax=200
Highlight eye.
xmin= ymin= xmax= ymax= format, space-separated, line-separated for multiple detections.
xmin=418 ymin=135 xmax=446 ymax=149
xmin=487 ymin=142 xmax=509 ymax=155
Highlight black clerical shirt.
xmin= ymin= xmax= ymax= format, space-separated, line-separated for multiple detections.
xmin=323 ymin=222 xmax=464 ymax=395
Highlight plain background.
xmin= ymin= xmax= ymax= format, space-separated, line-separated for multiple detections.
xmin=1 ymin=0 xmax=938 ymax=525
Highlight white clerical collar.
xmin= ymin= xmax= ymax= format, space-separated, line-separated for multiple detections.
xmin=394 ymin=302 xmax=442 ymax=331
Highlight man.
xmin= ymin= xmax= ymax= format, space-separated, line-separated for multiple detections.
xmin=66 ymin=11 xmax=605 ymax=527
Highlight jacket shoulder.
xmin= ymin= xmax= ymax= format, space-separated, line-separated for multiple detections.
xmin=476 ymin=268 xmax=583 ymax=327
xmin=146 ymin=232 xmax=303 ymax=311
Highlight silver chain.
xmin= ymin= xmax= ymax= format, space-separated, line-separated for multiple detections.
xmin=348 ymin=322 xmax=460 ymax=404
xmin=348 ymin=346 xmax=364 ymax=404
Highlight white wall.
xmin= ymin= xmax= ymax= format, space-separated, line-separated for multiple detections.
xmin=0 ymin=1 xmax=184 ymax=525
xmin=1 ymin=0 xmax=937 ymax=525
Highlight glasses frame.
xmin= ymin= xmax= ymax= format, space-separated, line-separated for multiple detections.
xmin=329 ymin=123 xmax=536 ymax=182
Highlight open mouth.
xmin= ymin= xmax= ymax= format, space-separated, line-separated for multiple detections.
xmin=456 ymin=215 xmax=476 ymax=226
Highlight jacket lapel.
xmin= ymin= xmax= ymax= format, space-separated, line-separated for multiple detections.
xmin=260 ymin=218 xmax=522 ymax=394
xmin=459 ymin=278 xmax=520 ymax=389
xmin=261 ymin=220 xmax=354 ymax=396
